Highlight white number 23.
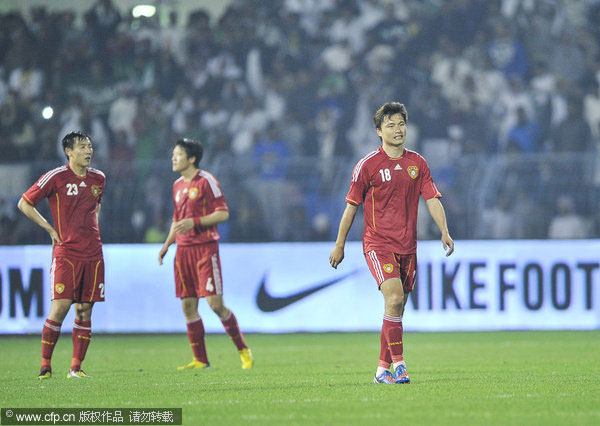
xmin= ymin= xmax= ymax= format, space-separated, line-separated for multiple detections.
xmin=66 ymin=183 xmax=78 ymax=196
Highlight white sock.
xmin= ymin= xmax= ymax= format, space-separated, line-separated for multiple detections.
xmin=393 ymin=360 xmax=406 ymax=371
xmin=375 ymin=366 xmax=388 ymax=377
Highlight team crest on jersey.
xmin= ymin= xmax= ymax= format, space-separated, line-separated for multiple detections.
xmin=383 ymin=264 xmax=394 ymax=273
xmin=407 ymin=166 xmax=419 ymax=179
xmin=189 ymin=187 xmax=198 ymax=199
xmin=55 ymin=283 xmax=65 ymax=294
xmin=91 ymin=185 xmax=100 ymax=197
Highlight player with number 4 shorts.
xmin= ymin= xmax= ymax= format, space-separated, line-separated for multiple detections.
xmin=159 ymin=138 xmax=253 ymax=371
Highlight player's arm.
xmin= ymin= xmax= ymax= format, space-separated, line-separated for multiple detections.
xmin=172 ymin=210 xmax=229 ymax=234
xmin=17 ymin=197 xmax=62 ymax=245
xmin=425 ymin=197 xmax=454 ymax=256
xmin=96 ymin=203 xmax=101 ymax=220
xmin=329 ymin=203 xmax=358 ymax=268
xmin=158 ymin=221 xmax=177 ymax=265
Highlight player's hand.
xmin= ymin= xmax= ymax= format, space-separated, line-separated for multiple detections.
xmin=158 ymin=246 xmax=168 ymax=265
xmin=442 ymin=233 xmax=454 ymax=257
xmin=47 ymin=227 xmax=62 ymax=246
xmin=173 ymin=218 xmax=194 ymax=234
xmin=329 ymin=246 xmax=345 ymax=269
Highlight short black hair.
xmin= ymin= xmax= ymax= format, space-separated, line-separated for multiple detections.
xmin=175 ymin=138 xmax=203 ymax=167
xmin=61 ymin=131 xmax=91 ymax=160
xmin=373 ymin=102 xmax=408 ymax=129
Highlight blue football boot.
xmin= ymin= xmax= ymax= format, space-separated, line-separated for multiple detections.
xmin=393 ymin=364 xmax=410 ymax=384
xmin=373 ymin=370 xmax=396 ymax=384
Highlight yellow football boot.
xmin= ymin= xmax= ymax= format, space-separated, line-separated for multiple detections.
xmin=177 ymin=360 xmax=210 ymax=370
xmin=239 ymin=348 xmax=254 ymax=369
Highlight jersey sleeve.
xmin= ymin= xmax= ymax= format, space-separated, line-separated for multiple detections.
xmin=202 ymin=177 xmax=228 ymax=212
xmin=345 ymin=160 xmax=369 ymax=206
xmin=22 ymin=171 xmax=56 ymax=206
xmin=419 ymin=159 xmax=442 ymax=200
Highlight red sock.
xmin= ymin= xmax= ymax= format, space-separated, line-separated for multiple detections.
xmin=71 ymin=319 xmax=92 ymax=371
xmin=221 ymin=311 xmax=247 ymax=351
xmin=41 ymin=319 xmax=62 ymax=371
xmin=378 ymin=327 xmax=393 ymax=369
xmin=187 ymin=317 xmax=208 ymax=364
xmin=382 ymin=315 xmax=404 ymax=364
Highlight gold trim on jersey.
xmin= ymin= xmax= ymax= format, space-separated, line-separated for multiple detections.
xmin=55 ymin=193 xmax=63 ymax=241
xmin=371 ymin=187 xmax=376 ymax=230
xmin=22 ymin=194 xmax=34 ymax=205
xmin=176 ymin=260 xmax=188 ymax=294
xmin=89 ymin=260 xmax=102 ymax=301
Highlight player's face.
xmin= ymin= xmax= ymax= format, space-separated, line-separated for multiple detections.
xmin=172 ymin=145 xmax=194 ymax=172
xmin=67 ymin=138 xmax=93 ymax=167
xmin=376 ymin=113 xmax=406 ymax=147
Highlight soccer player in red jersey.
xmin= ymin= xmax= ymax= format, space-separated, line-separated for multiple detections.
xmin=18 ymin=131 xmax=106 ymax=380
xmin=329 ymin=102 xmax=454 ymax=384
xmin=158 ymin=138 xmax=253 ymax=370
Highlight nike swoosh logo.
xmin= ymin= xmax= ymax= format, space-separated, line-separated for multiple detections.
xmin=256 ymin=269 xmax=359 ymax=312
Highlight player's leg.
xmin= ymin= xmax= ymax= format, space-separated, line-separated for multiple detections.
xmin=200 ymin=244 xmax=252 ymax=368
xmin=67 ymin=259 xmax=105 ymax=378
xmin=178 ymin=296 xmax=210 ymax=369
xmin=67 ymin=302 xmax=93 ymax=378
xmin=39 ymin=299 xmax=71 ymax=379
xmin=206 ymin=295 xmax=253 ymax=369
xmin=390 ymin=253 xmax=417 ymax=383
xmin=380 ymin=278 xmax=410 ymax=384
xmin=365 ymin=251 xmax=404 ymax=383
xmin=40 ymin=257 xmax=78 ymax=379
xmin=374 ymin=322 xmax=394 ymax=383
xmin=175 ymin=247 xmax=209 ymax=370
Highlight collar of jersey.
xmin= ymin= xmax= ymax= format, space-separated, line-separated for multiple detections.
xmin=379 ymin=146 xmax=404 ymax=160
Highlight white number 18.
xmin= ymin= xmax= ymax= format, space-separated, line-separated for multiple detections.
xmin=379 ymin=169 xmax=391 ymax=182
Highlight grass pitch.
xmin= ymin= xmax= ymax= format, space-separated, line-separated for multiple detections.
xmin=1 ymin=331 xmax=599 ymax=425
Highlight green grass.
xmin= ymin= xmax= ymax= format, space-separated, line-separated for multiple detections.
xmin=1 ymin=331 xmax=599 ymax=425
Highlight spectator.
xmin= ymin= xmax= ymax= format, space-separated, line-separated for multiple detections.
xmin=551 ymin=99 xmax=592 ymax=152
xmin=507 ymin=107 xmax=541 ymax=153
xmin=548 ymin=195 xmax=590 ymax=239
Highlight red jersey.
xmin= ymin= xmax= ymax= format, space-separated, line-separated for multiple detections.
xmin=346 ymin=146 xmax=441 ymax=254
xmin=22 ymin=164 xmax=105 ymax=260
xmin=172 ymin=169 xmax=228 ymax=246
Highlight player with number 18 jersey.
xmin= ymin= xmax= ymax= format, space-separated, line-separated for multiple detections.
xmin=346 ymin=146 xmax=441 ymax=256
xmin=330 ymin=103 xmax=453 ymax=385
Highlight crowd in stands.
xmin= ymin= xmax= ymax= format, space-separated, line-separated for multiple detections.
xmin=1 ymin=0 xmax=600 ymax=244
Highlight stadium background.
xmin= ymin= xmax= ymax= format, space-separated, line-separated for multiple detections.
xmin=0 ymin=0 xmax=599 ymax=334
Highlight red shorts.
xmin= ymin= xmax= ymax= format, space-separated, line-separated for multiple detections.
xmin=364 ymin=250 xmax=417 ymax=293
xmin=174 ymin=242 xmax=223 ymax=298
xmin=50 ymin=257 xmax=105 ymax=302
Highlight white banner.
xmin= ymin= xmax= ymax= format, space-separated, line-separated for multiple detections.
xmin=0 ymin=240 xmax=599 ymax=333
